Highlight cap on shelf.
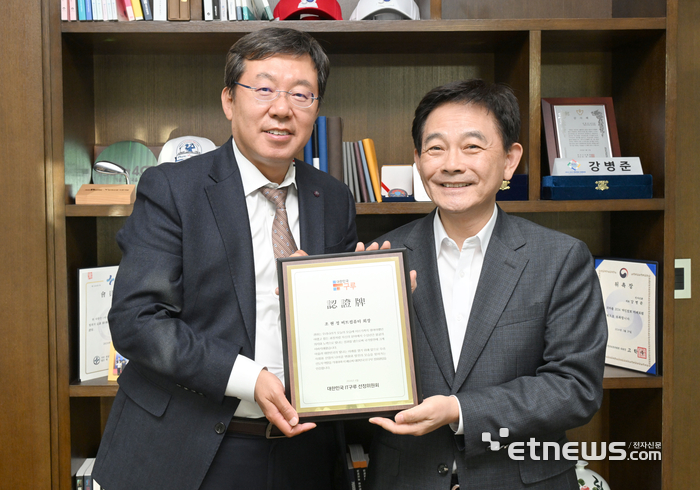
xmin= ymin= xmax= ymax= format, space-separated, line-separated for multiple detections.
xmin=158 ymin=136 xmax=217 ymax=164
xmin=274 ymin=0 xmax=343 ymax=20
xmin=350 ymin=0 xmax=420 ymax=20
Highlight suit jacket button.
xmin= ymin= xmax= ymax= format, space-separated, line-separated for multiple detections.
xmin=214 ymin=422 xmax=226 ymax=435
xmin=437 ymin=463 xmax=449 ymax=476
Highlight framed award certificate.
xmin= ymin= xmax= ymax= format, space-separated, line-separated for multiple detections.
xmin=277 ymin=249 xmax=421 ymax=420
xmin=542 ymin=97 xmax=621 ymax=174
xmin=78 ymin=265 xmax=119 ymax=382
xmin=595 ymin=258 xmax=658 ymax=375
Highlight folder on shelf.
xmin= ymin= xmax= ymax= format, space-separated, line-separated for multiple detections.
xmin=362 ymin=138 xmax=382 ymax=202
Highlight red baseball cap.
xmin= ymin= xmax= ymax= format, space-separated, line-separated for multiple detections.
xmin=274 ymin=0 xmax=343 ymax=20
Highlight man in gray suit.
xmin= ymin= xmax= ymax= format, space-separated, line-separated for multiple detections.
xmin=93 ymin=28 xmax=356 ymax=490
xmin=365 ymin=80 xmax=608 ymax=489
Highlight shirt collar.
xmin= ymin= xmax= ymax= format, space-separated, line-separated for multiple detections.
xmin=232 ymin=138 xmax=297 ymax=196
xmin=433 ymin=204 xmax=498 ymax=256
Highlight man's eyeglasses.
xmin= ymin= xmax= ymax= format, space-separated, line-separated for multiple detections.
xmin=234 ymin=82 xmax=318 ymax=109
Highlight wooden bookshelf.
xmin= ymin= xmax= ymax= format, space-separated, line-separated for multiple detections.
xmin=33 ymin=0 xmax=686 ymax=488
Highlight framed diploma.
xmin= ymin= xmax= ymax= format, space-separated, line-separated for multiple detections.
xmin=78 ymin=265 xmax=119 ymax=382
xmin=277 ymin=249 xmax=421 ymax=421
xmin=542 ymin=97 xmax=621 ymax=174
xmin=594 ymin=258 xmax=658 ymax=375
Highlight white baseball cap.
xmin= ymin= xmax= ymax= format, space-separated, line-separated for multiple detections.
xmin=349 ymin=0 xmax=420 ymax=20
xmin=158 ymin=136 xmax=217 ymax=164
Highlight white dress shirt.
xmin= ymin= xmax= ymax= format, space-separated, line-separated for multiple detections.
xmin=224 ymin=139 xmax=300 ymax=418
xmin=433 ymin=205 xmax=498 ymax=435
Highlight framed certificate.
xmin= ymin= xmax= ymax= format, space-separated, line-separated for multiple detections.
xmin=78 ymin=265 xmax=119 ymax=382
xmin=277 ymin=249 xmax=421 ymax=421
xmin=594 ymin=258 xmax=658 ymax=375
xmin=542 ymin=97 xmax=621 ymax=174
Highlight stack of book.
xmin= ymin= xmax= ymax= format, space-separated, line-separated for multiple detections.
xmin=60 ymin=0 xmax=274 ymax=21
xmin=304 ymin=116 xmax=382 ymax=203
xmin=73 ymin=458 xmax=101 ymax=490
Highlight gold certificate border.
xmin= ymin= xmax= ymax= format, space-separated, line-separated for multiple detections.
xmin=280 ymin=251 xmax=418 ymax=417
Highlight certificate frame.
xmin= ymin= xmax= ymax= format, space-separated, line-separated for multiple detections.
xmin=594 ymin=257 xmax=659 ymax=375
xmin=542 ymin=97 xmax=621 ymax=174
xmin=277 ymin=248 xmax=421 ymax=421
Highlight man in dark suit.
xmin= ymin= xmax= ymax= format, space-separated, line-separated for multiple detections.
xmin=93 ymin=28 xmax=357 ymax=490
xmin=364 ymin=80 xmax=608 ymax=489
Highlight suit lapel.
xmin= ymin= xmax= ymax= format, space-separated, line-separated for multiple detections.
xmin=296 ymin=160 xmax=325 ymax=255
xmin=452 ymin=208 xmax=528 ymax=391
xmin=404 ymin=211 xmax=455 ymax=388
xmin=204 ymin=139 xmax=256 ymax=347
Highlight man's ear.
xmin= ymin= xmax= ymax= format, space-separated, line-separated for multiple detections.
xmin=503 ymin=142 xmax=523 ymax=181
xmin=221 ymin=87 xmax=234 ymax=121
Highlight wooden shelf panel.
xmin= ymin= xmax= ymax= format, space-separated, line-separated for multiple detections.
xmin=61 ymin=18 xmax=666 ymax=55
xmin=69 ymin=366 xmax=661 ymax=398
xmin=69 ymin=377 xmax=118 ymax=397
xmin=65 ymin=199 xmax=664 ymax=218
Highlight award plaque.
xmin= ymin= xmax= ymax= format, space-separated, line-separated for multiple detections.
xmin=542 ymin=97 xmax=621 ymax=174
xmin=595 ymin=258 xmax=658 ymax=375
xmin=277 ymin=249 xmax=421 ymax=421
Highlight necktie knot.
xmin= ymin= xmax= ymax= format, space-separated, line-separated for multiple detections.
xmin=261 ymin=186 xmax=288 ymax=210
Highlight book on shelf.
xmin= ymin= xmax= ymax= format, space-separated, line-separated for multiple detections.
xmin=77 ymin=0 xmax=86 ymax=20
xmin=347 ymin=142 xmax=361 ymax=203
xmin=317 ymin=116 xmax=328 ymax=173
xmin=117 ymin=0 xmax=135 ymax=20
xmin=168 ymin=0 xmax=190 ymax=20
xmin=84 ymin=0 xmax=93 ymax=20
xmin=130 ymin=0 xmax=144 ymax=19
xmin=93 ymin=0 xmax=103 ymax=20
xmin=228 ymin=0 xmax=237 ymax=20
xmin=241 ymin=0 xmax=256 ymax=19
xmin=203 ymin=0 xmax=213 ymax=19
xmin=69 ymin=0 xmax=77 ymax=20
xmin=140 ymin=0 xmax=153 ymax=20
xmin=312 ymin=121 xmax=320 ymax=169
xmin=75 ymin=458 xmax=93 ymax=490
xmin=326 ymin=116 xmax=344 ymax=182
xmin=353 ymin=141 xmax=369 ymax=203
xmin=342 ymin=142 xmax=352 ymax=198
xmin=253 ymin=0 xmax=272 ymax=20
xmin=78 ymin=266 xmax=118 ymax=382
xmin=62 ymin=0 xmax=69 ymax=20
xmin=72 ymin=458 xmax=88 ymax=490
xmin=84 ymin=458 xmax=95 ymax=490
xmin=303 ymin=131 xmax=313 ymax=165
xmin=153 ymin=0 xmax=167 ymax=19
xmin=357 ymin=140 xmax=377 ymax=202
xmin=220 ymin=0 xmax=228 ymax=20
xmin=362 ymin=138 xmax=382 ymax=202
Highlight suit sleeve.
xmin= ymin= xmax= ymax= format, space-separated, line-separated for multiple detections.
xmin=457 ymin=239 xmax=608 ymax=458
xmin=108 ymin=166 xmax=237 ymax=403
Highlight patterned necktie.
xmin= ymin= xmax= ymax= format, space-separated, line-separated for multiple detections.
xmin=261 ymin=186 xmax=298 ymax=259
